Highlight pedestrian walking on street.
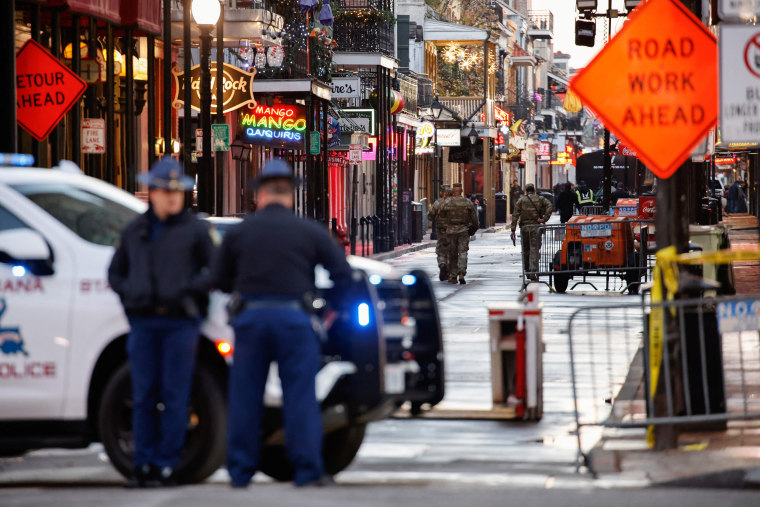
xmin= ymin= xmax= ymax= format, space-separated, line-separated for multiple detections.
xmin=556 ymin=183 xmax=578 ymax=223
xmin=428 ymin=185 xmax=452 ymax=281
xmin=511 ymin=183 xmax=553 ymax=281
xmin=108 ymin=158 xmax=216 ymax=488
xmin=441 ymin=183 xmax=479 ymax=285
xmin=212 ymin=159 xmax=352 ymax=489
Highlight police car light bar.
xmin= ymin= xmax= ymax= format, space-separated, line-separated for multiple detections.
xmin=0 ymin=153 xmax=35 ymax=167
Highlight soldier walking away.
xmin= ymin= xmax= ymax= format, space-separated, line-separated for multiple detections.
xmin=556 ymin=183 xmax=578 ymax=223
xmin=511 ymin=183 xmax=553 ymax=281
xmin=107 ymin=158 xmax=215 ymax=488
xmin=428 ymin=185 xmax=452 ymax=281
xmin=212 ymin=159 xmax=352 ymax=489
xmin=441 ymin=183 xmax=479 ymax=284
xmin=575 ymin=180 xmax=594 ymax=213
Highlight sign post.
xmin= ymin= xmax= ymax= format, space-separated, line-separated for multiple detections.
xmin=348 ymin=144 xmax=363 ymax=164
xmin=16 ymin=39 xmax=87 ymax=141
xmin=81 ymin=118 xmax=106 ymax=154
xmin=719 ymin=24 xmax=760 ymax=143
xmin=570 ymin=0 xmax=717 ymax=179
xmin=309 ymin=131 xmax=320 ymax=155
xmin=212 ymin=124 xmax=230 ymax=151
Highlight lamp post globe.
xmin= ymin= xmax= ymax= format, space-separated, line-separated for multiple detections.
xmin=430 ymin=95 xmax=443 ymax=119
xmin=192 ymin=0 xmax=221 ymax=25
xmin=468 ymin=126 xmax=478 ymax=145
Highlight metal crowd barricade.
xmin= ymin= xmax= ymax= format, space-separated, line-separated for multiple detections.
xmin=521 ymin=219 xmax=655 ymax=294
xmin=566 ymin=294 xmax=760 ymax=476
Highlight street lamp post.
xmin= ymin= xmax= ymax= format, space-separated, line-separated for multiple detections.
xmin=468 ymin=125 xmax=479 ymax=199
xmin=192 ymin=0 xmax=220 ymax=214
xmin=429 ymin=96 xmax=443 ymax=240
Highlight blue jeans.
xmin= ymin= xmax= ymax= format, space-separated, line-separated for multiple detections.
xmin=227 ymin=305 xmax=324 ymax=486
xmin=127 ymin=316 xmax=200 ymax=469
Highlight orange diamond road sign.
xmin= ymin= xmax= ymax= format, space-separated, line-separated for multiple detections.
xmin=16 ymin=39 xmax=87 ymax=141
xmin=570 ymin=0 xmax=717 ymax=179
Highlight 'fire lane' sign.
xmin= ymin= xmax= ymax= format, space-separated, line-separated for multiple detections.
xmin=16 ymin=39 xmax=87 ymax=141
xmin=570 ymin=0 xmax=717 ymax=179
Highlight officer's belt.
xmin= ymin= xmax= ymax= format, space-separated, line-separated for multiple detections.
xmin=244 ymin=300 xmax=304 ymax=311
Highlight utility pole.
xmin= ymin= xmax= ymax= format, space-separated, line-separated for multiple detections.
xmin=0 ymin=0 xmax=16 ymax=154
xmin=650 ymin=0 xmax=703 ymax=451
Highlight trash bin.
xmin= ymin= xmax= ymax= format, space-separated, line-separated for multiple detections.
xmin=697 ymin=197 xmax=720 ymax=225
xmin=494 ymin=192 xmax=507 ymax=223
xmin=486 ymin=284 xmax=543 ymax=420
xmin=411 ymin=201 xmax=423 ymax=243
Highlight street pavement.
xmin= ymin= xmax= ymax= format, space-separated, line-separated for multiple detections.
xmin=2 ymin=223 xmax=758 ymax=505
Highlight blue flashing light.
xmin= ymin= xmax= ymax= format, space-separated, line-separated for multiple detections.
xmin=401 ymin=274 xmax=417 ymax=286
xmin=0 ymin=153 xmax=34 ymax=167
xmin=357 ymin=303 xmax=371 ymax=327
xmin=11 ymin=265 xmax=26 ymax=278
xmin=368 ymin=274 xmax=382 ymax=285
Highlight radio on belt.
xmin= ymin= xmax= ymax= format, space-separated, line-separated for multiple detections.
xmin=486 ymin=283 xmax=544 ymax=421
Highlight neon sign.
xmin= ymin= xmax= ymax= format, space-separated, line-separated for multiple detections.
xmin=240 ymin=104 xmax=307 ymax=149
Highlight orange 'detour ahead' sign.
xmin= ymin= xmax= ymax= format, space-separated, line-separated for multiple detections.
xmin=16 ymin=39 xmax=87 ymax=141
xmin=569 ymin=0 xmax=717 ymax=179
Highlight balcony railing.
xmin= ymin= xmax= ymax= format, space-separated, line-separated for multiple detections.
xmin=528 ymin=10 xmax=553 ymax=38
xmin=397 ymin=73 xmax=418 ymax=115
xmin=333 ymin=0 xmax=395 ymax=56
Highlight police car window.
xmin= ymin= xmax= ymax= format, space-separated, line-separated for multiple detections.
xmin=10 ymin=184 xmax=139 ymax=247
xmin=0 ymin=204 xmax=31 ymax=232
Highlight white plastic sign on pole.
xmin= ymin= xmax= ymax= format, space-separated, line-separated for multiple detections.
xmin=719 ymin=24 xmax=760 ymax=144
xmin=349 ymin=143 xmax=362 ymax=164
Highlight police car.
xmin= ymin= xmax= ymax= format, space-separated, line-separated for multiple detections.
xmin=0 ymin=156 xmax=444 ymax=483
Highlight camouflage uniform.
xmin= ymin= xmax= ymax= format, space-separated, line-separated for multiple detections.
xmin=511 ymin=192 xmax=553 ymax=276
xmin=428 ymin=186 xmax=451 ymax=276
xmin=441 ymin=194 xmax=478 ymax=282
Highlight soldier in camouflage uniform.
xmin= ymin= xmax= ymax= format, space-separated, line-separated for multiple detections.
xmin=428 ymin=185 xmax=452 ymax=281
xmin=441 ymin=183 xmax=479 ymax=285
xmin=511 ymin=183 xmax=553 ymax=281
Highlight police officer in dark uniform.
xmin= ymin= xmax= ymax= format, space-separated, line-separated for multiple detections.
xmin=212 ymin=159 xmax=352 ymax=489
xmin=108 ymin=158 xmax=215 ymax=487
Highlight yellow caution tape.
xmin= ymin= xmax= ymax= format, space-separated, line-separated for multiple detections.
xmin=647 ymin=246 xmax=760 ymax=447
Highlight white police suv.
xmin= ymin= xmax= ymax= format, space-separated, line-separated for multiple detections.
xmin=0 ymin=156 xmax=444 ymax=483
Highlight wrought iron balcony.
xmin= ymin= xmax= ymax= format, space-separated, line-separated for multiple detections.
xmin=333 ymin=0 xmax=395 ymax=57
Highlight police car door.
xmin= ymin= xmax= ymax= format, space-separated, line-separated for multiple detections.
xmin=0 ymin=192 xmax=73 ymax=419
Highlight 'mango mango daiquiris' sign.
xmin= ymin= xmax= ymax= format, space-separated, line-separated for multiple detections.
xmin=240 ymin=104 xmax=307 ymax=150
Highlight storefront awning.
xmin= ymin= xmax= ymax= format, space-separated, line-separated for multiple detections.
xmin=121 ymin=0 xmax=161 ymax=35
xmin=424 ymin=19 xmax=488 ymax=43
xmin=48 ymin=0 xmax=122 ymax=25
xmin=547 ymin=71 xmax=569 ymax=86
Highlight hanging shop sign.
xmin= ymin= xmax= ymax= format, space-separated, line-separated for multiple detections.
xmin=538 ymin=141 xmax=551 ymax=160
xmin=436 ymin=129 xmax=461 ymax=147
xmin=415 ymin=121 xmax=435 ymax=155
xmin=309 ymin=131 xmax=321 ymax=155
xmin=570 ymin=0 xmax=718 ymax=179
xmin=327 ymin=115 xmax=341 ymax=147
xmin=81 ymin=118 xmax=105 ymax=154
xmin=172 ymin=63 xmax=257 ymax=115
xmin=338 ymin=108 xmax=376 ymax=136
xmin=16 ymin=39 xmax=87 ymax=142
xmin=239 ymin=104 xmax=307 ymax=150
xmin=330 ymin=77 xmax=361 ymax=99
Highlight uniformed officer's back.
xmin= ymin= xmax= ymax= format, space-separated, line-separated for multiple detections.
xmin=215 ymin=203 xmax=350 ymax=298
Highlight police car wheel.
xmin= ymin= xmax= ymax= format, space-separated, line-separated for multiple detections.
xmin=258 ymin=423 xmax=367 ymax=481
xmin=97 ymin=361 xmax=226 ymax=484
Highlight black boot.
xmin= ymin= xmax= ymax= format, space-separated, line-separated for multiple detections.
xmin=458 ymin=273 xmax=466 ymax=285
xmin=156 ymin=466 xmax=177 ymax=487
xmin=438 ymin=264 xmax=448 ymax=281
xmin=125 ymin=464 xmax=159 ymax=489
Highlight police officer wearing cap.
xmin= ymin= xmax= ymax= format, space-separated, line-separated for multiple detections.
xmin=108 ymin=158 xmax=215 ymax=488
xmin=212 ymin=159 xmax=352 ymax=489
